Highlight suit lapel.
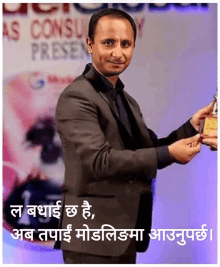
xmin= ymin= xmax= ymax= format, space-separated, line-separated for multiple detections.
xmin=98 ymin=91 xmax=134 ymax=140
xmin=83 ymin=64 xmax=152 ymax=143
xmin=98 ymin=91 xmax=119 ymax=119
xmin=123 ymin=92 xmax=154 ymax=148
xmin=84 ymin=67 xmax=133 ymax=139
xmin=99 ymin=89 xmax=154 ymax=147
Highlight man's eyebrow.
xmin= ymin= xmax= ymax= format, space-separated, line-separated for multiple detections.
xmin=101 ymin=38 xmax=132 ymax=42
xmin=101 ymin=38 xmax=115 ymax=42
xmin=122 ymin=39 xmax=132 ymax=43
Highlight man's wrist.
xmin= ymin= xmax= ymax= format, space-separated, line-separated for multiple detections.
xmin=190 ymin=118 xmax=200 ymax=132
xmin=156 ymin=146 xmax=175 ymax=169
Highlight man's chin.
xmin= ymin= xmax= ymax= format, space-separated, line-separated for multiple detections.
xmin=104 ymin=71 xmax=122 ymax=77
xmin=104 ymin=67 xmax=127 ymax=77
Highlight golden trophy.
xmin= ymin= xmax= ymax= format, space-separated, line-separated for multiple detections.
xmin=200 ymin=92 xmax=218 ymax=135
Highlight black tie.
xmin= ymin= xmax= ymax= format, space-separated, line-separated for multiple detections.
xmin=115 ymin=92 xmax=133 ymax=138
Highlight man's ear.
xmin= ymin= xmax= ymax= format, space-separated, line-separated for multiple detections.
xmin=86 ymin=37 xmax=93 ymax=54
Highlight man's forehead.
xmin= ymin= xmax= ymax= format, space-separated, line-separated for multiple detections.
xmin=95 ymin=16 xmax=134 ymax=37
xmin=96 ymin=16 xmax=131 ymax=29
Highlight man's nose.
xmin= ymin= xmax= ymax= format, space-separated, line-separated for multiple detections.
xmin=112 ymin=44 xmax=123 ymax=58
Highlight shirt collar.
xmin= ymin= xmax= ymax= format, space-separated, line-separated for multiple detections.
xmin=82 ymin=63 xmax=124 ymax=98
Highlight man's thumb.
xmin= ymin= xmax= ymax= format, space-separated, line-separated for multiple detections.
xmin=187 ymin=134 xmax=201 ymax=142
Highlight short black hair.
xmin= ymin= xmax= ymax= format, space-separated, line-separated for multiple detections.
xmin=88 ymin=8 xmax=137 ymax=43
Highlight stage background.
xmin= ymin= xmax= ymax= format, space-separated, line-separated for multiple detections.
xmin=3 ymin=3 xmax=217 ymax=264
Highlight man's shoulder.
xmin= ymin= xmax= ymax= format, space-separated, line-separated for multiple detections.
xmin=61 ymin=74 xmax=93 ymax=94
xmin=55 ymin=74 xmax=98 ymax=119
xmin=57 ymin=73 xmax=99 ymax=103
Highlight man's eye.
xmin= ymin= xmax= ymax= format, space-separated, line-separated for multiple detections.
xmin=122 ymin=42 xmax=130 ymax=47
xmin=104 ymin=40 xmax=114 ymax=45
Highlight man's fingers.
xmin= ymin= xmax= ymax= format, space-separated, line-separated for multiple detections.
xmin=201 ymin=131 xmax=217 ymax=140
xmin=209 ymin=100 xmax=215 ymax=106
xmin=202 ymin=138 xmax=217 ymax=149
xmin=186 ymin=134 xmax=201 ymax=144
xmin=190 ymin=142 xmax=201 ymax=153
xmin=198 ymin=102 xmax=214 ymax=115
xmin=204 ymin=131 xmax=217 ymax=138
xmin=208 ymin=101 xmax=215 ymax=108
xmin=209 ymin=131 xmax=217 ymax=137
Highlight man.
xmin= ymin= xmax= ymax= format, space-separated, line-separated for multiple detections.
xmin=202 ymin=131 xmax=218 ymax=149
xmin=55 ymin=8 xmax=212 ymax=264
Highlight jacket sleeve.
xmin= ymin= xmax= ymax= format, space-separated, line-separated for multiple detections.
xmin=147 ymin=120 xmax=198 ymax=169
xmin=56 ymin=84 xmax=158 ymax=181
xmin=127 ymin=93 xmax=198 ymax=170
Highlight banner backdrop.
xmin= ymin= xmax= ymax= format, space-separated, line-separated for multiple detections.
xmin=3 ymin=3 xmax=217 ymax=264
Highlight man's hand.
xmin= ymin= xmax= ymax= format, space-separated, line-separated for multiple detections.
xmin=190 ymin=102 xmax=214 ymax=131
xmin=168 ymin=135 xmax=201 ymax=164
xmin=201 ymin=131 xmax=218 ymax=150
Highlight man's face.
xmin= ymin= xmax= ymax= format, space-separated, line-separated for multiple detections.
xmin=86 ymin=16 xmax=135 ymax=77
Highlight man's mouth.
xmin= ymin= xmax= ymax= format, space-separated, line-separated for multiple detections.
xmin=108 ymin=61 xmax=124 ymax=65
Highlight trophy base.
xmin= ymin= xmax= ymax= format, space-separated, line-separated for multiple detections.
xmin=200 ymin=115 xmax=217 ymax=135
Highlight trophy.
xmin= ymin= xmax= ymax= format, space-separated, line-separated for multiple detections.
xmin=200 ymin=90 xmax=218 ymax=135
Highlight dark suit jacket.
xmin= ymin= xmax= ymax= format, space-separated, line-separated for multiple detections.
xmin=55 ymin=64 xmax=197 ymax=256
